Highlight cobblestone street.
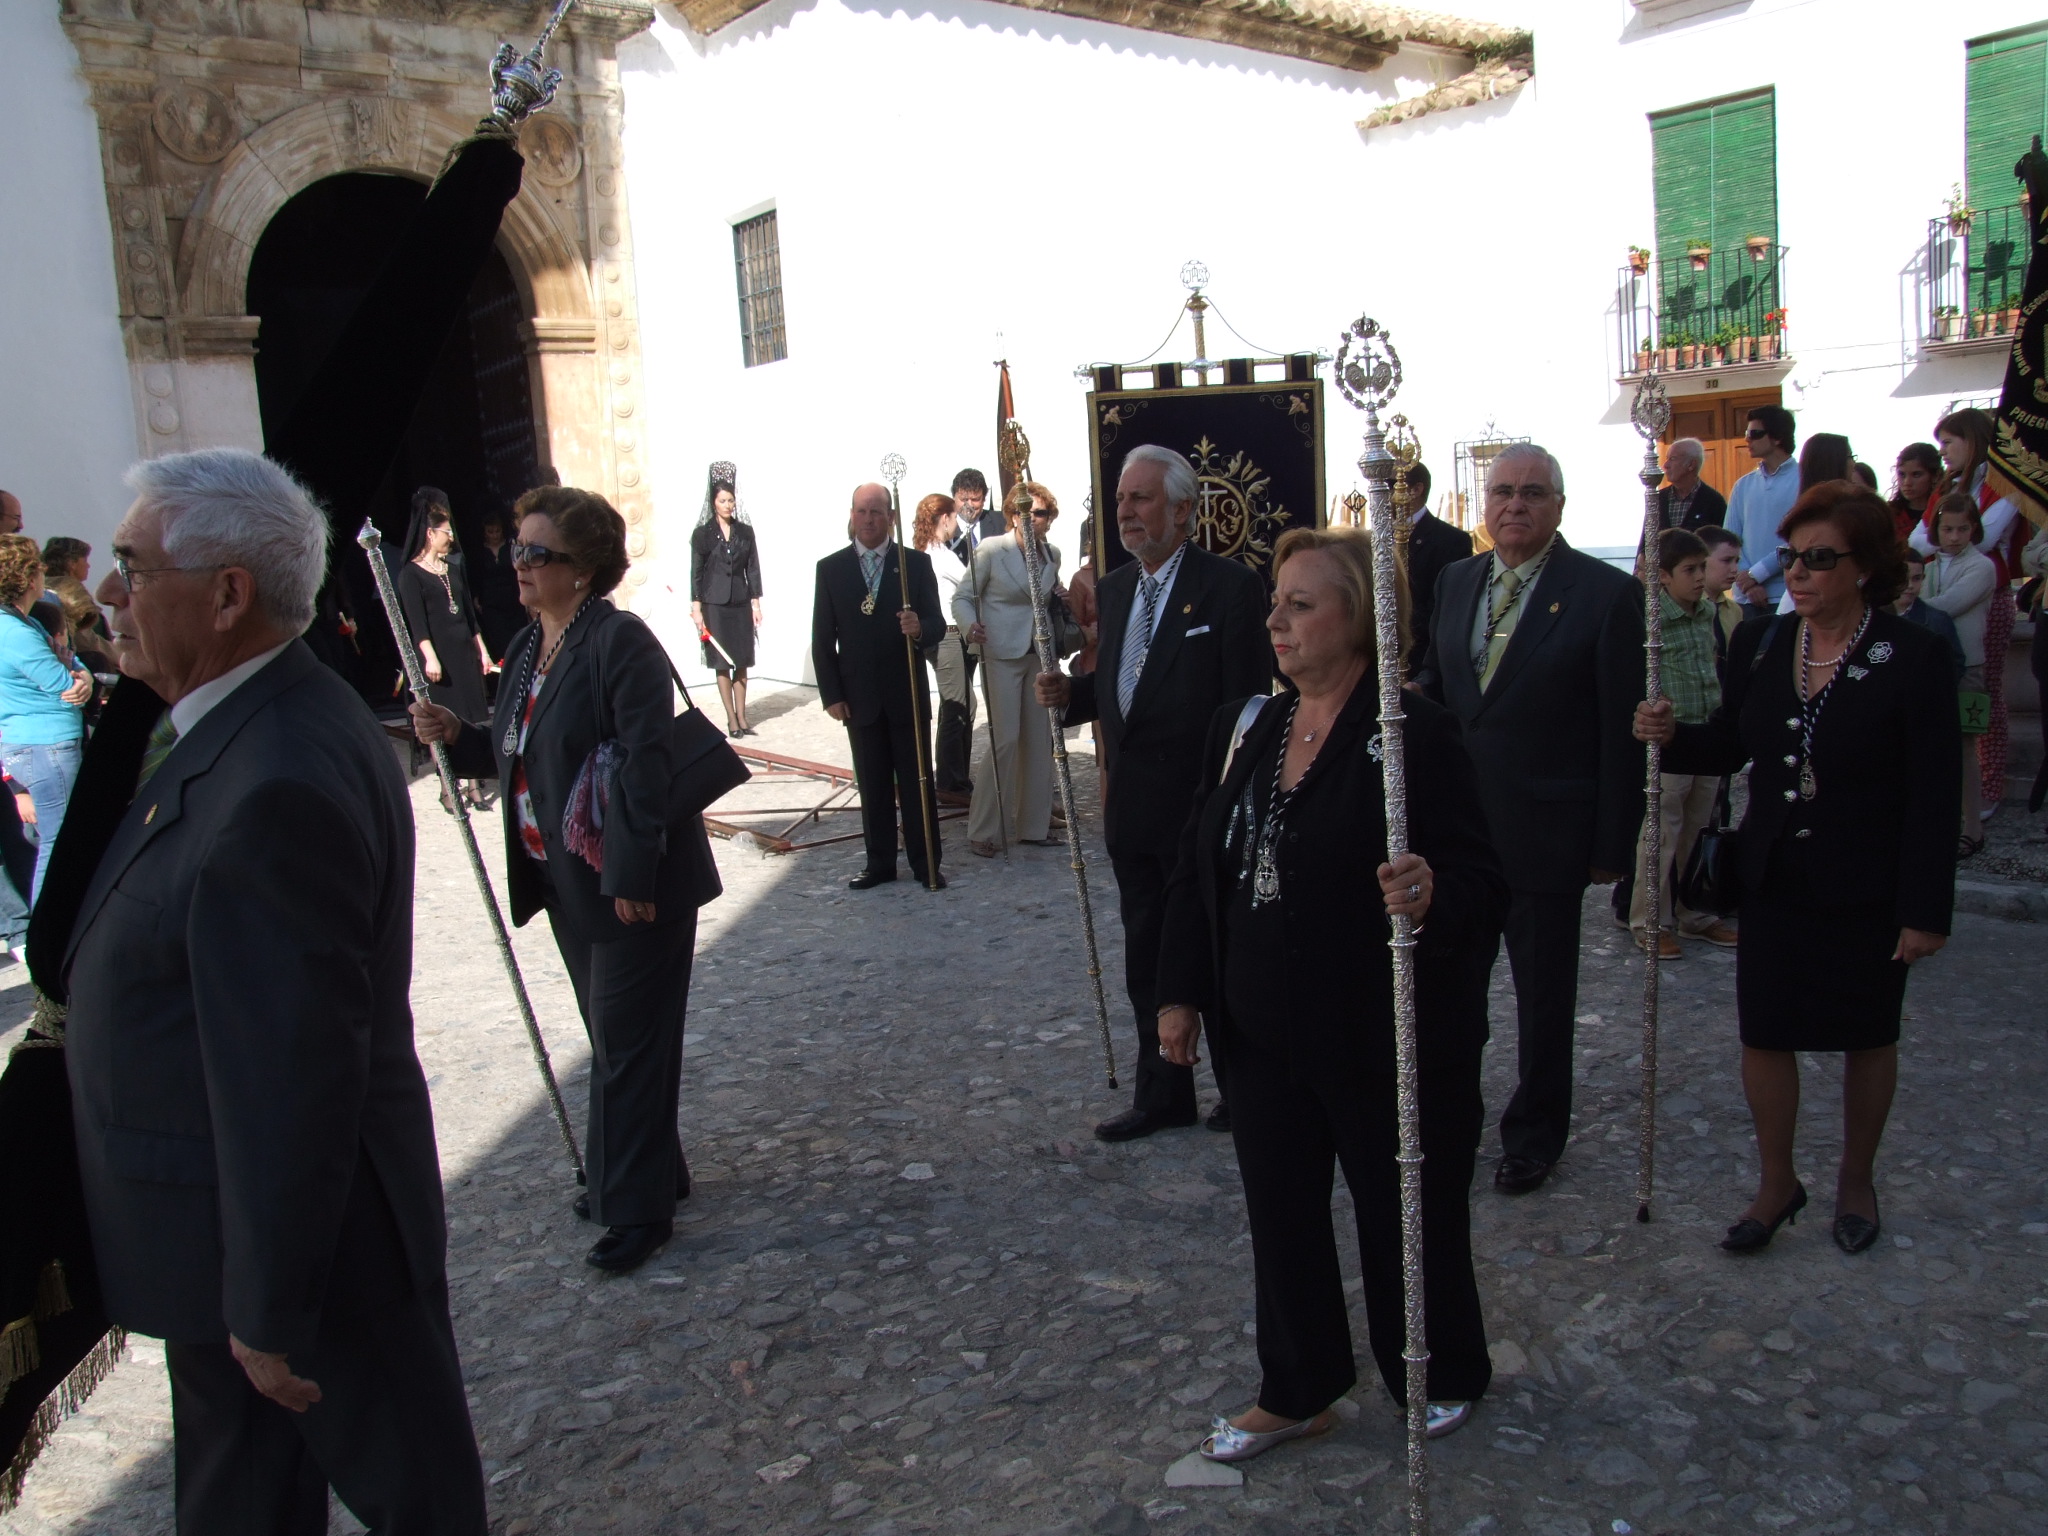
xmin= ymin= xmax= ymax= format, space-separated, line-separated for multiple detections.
xmin=5 ymin=688 xmax=2046 ymax=1536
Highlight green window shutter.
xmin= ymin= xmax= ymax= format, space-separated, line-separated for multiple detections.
xmin=1966 ymin=29 xmax=2048 ymax=214
xmin=1652 ymin=107 xmax=1714 ymax=258
xmin=1707 ymin=92 xmax=1776 ymax=251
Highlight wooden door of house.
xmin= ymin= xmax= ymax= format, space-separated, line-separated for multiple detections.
xmin=1664 ymin=387 xmax=1783 ymax=504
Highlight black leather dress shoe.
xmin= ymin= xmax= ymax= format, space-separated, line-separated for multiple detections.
xmin=1094 ymin=1107 xmax=1197 ymax=1143
xmin=1493 ymin=1154 xmax=1553 ymax=1195
xmin=912 ymin=871 xmax=949 ymax=890
xmin=848 ymin=869 xmax=896 ymax=890
xmin=576 ymin=1165 xmax=690 ymax=1222
xmin=1204 ymin=1101 xmax=1233 ymax=1133
xmin=1832 ymin=1192 xmax=1879 ymax=1254
xmin=586 ymin=1221 xmax=673 ymax=1272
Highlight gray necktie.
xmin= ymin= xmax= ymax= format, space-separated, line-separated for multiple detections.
xmin=1118 ymin=574 xmax=1161 ymax=716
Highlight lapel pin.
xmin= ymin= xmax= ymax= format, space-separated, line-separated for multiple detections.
xmin=1548 ymin=602 xmax=1560 ymax=613
xmin=144 ymin=805 xmax=157 ymax=825
xmin=1182 ymin=603 xmax=1192 ymax=614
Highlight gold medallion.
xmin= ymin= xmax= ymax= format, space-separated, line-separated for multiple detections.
xmin=860 ymin=593 xmax=877 ymax=616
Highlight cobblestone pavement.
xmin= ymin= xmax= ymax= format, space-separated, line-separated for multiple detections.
xmin=5 ymin=687 xmax=2046 ymax=1536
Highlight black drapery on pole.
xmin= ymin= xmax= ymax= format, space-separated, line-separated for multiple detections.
xmin=1988 ymin=135 xmax=2048 ymax=536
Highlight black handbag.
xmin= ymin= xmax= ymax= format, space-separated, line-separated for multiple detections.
xmin=1676 ymin=776 xmax=1738 ymax=918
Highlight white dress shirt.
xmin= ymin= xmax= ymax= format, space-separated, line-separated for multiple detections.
xmin=168 ymin=639 xmax=295 ymax=739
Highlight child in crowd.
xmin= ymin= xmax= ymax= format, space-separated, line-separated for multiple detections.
xmin=1630 ymin=528 xmax=1739 ymax=957
xmin=1695 ymin=524 xmax=1745 ymax=670
xmin=1895 ymin=549 xmax=1965 ymax=686
xmin=1918 ymin=492 xmax=1998 ymax=854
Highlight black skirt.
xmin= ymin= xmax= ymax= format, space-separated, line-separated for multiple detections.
xmin=1735 ymin=840 xmax=1908 ymax=1052
xmin=702 ymin=600 xmax=755 ymax=674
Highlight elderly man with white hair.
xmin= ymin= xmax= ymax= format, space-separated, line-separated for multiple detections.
xmin=1418 ymin=444 xmax=1645 ymax=1197
xmin=1656 ymin=437 xmax=1728 ymax=533
xmin=46 ymin=448 xmax=486 ymax=1534
xmin=1036 ymin=444 xmax=1269 ymax=1142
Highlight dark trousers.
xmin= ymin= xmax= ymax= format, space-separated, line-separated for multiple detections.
xmin=164 ymin=1284 xmax=484 ymax=1536
xmin=848 ymin=714 xmax=939 ymax=880
xmin=547 ymin=908 xmax=696 ymax=1226
xmin=936 ymin=639 xmax=973 ymax=794
xmin=1493 ymin=886 xmax=1588 ymax=1166
xmin=1110 ymin=847 xmax=1225 ymax=1120
xmin=1223 ymin=1025 xmax=1491 ymax=1417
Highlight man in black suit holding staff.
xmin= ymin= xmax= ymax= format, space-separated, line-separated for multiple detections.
xmin=813 ymin=482 xmax=948 ymax=890
xmin=1037 ymin=445 xmax=1270 ymax=1141
xmin=1418 ymin=443 xmax=1644 ymax=1196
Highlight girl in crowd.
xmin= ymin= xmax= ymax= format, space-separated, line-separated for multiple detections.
xmin=1919 ymin=493 xmax=1998 ymax=854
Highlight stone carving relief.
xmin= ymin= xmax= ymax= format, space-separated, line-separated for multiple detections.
xmin=348 ymin=97 xmax=414 ymax=166
xmin=521 ymin=116 xmax=583 ymax=187
xmin=152 ymin=83 xmax=237 ymax=164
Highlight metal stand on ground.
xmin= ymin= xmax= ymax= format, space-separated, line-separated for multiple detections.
xmin=1331 ymin=317 xmax=1428 ymax=1536
xmin=357 ymin=521 xmax=585 ymax=1185
xmin=1629 ymin=370 xmax=1673 ymax=1223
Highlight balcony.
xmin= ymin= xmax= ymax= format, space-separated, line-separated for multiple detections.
xmin=1616 ymin=242 xmax=1791 ymax=387
xmin=1924 ymin=200 xmax=2027 ymax=353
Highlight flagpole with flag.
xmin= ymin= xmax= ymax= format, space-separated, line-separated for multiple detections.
xmin=995 ymin=359 xmax=1020 ymax=505
xmin=1987 ymin=135 xmax=2048 ymax=536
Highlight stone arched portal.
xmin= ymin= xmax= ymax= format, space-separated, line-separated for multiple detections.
xmin=62 ymin=1 xmax=657 ymax=594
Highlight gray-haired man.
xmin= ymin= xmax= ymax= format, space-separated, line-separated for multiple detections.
xmin=57 ymin=448 xmax=485 ymax=1533
xmin=1657 ymin=437 xmax=1727 ymax=532
xmin=1036 ymin=445 xmax=1270 ymax=1141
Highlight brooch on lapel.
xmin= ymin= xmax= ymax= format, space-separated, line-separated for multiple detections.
xmin=1182 ymin=603 xmax=1192 ymax=614
xmin=145 ymin=804 xmax=157 ymax=825
xmin=1548 ymin=602 xmax=1560 ymax=613
xmin=1866 ymin=641 xmax=1893 ymax=664
xmin=1846 ymin=665 xmax=1869 ymax=680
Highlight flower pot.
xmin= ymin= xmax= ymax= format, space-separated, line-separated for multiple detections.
xmin=1948 ymin=216 xmax=1973 ymax=238
xmin=1687 ymin=251 xmax=1711 ymax=272
xmin=2008 ymin=306 xmax=2022 ymax=332
xmin=1659 ymin=347 xmax=1678 ymax=370
xmin=1746 ymin=236 xmax=1771 ymax=261
xmin=1708 ymin=345 xmax=1726 ymax=366
xmin=1635 ymin=349 xmax=1653 ymax=374
xmin=1734 ymin=335 xmax=1754 ymax=362
xmin=1627 ymin=251 xmax=1649 ymax=275
xmin=1938 ymin=313 xmax=1962 ymax=341
xmin=1679 ymin=344 xmax=1699 ymax=368
xmin=1759 ymin=335 xmax=1779 ymax=360
xmin=1972 ymin=311 xmax=1988 ymax=337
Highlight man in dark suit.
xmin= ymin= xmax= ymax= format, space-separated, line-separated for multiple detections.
xmin=59 ymin=448 xmax=484 ymax=1534
xmin=1037 ymin=445 xmax=1270 ymax=1141
xmin=946 ymin=468 xmax=1006 ymax=559
xmin=814 ymin=482 xmax=948 ymax=890
xmin=1656 ymin=437 xmax=1728 ymax=532
xmin=1399 ymin=462 xmax=1474 ymax=673
xmin=1419 ymin=444 xmax=1645 ymax=1196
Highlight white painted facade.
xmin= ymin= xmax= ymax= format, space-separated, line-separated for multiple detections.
xmin=617 ymin=0 xmax=2043 ymax=682
xmin=0 ymin=2 xmax=144 ymax=563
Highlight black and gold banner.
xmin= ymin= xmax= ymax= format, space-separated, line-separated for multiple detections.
xmin=1086 ymin=377 xmax=1326 ymax=584
xmin=1990 ymin=136 xmax=2048 ymax=532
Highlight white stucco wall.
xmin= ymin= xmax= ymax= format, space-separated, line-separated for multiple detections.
xmin=0 ymin=2 xmax=137 ymax=564
xmin=618 ymin=0 xmax=2045 ymax=682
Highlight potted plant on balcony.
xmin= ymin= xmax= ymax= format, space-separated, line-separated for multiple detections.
xmin=1935 ymin=303 xmax=1962 ymax=341
xmin=1759 ymin=308 xmax=1787 ymax=359
xmin=1659 ymin=337 xmax=1679 ymax=371
xmin=1744 ymin=234 xmax=1772 ymax=262
xmin=1685 ymin=239 xmax=1713 ymax=272
xmin=1678 ymin=331 xmax=1700 ymax=369
xmin=1945 ymin=184 xmax=1977 ymax=238
xmin=1627 ymin=245 xmax=1652 ymax=276
xmin=1706 ymin=325 xmax=1731 ymax=366
xmin=1971 ymin=307 xmax=1988 ymax=338
xmin=1635 ymin=340 xmax=1654 ymax=374
xmin=1731 ymin=324 xmax=1755 ymax=363
xmin=2007 ymin=297 xmax=2023 ymax=332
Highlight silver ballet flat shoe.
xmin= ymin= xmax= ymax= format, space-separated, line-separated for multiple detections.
xmin=1198 ymin=1410 xmax=1334 ymax=1463
xmin=1425 ymin=1401 xmax=1473 ymax=1439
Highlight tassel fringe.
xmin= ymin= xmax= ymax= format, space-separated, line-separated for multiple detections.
xmin=0 ymin=1261 xmax=77 ymax=1400
xmin=0 ymin=1325 xmax=127 ymax=1514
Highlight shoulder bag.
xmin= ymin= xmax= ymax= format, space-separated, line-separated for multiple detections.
xmin=563 ymin=614 xmax=750 ymax=872
xmin=1675 ymin=613 xmax=1787 ymax=917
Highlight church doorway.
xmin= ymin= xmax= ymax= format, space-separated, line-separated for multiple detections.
xmin=246 ymin=170 xmax=543 ymax=698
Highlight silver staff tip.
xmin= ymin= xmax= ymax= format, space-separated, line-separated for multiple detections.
xmin=356 ymin=520 xmax=383 ymax=551
xmin=1636 ymin=1202 xmax=1652 ymax=1223
xmin=879 ymin=452 xmax=906 ymax=485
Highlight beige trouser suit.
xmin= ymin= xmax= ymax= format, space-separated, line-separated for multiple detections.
xmin=953 ymin=532 xmax=1059 ymax=847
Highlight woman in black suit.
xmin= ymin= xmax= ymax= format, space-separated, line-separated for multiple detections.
xmin=1155 ymin=526 xmax=1506 ymax=1463
xmin=1637 ymin=482 xmax=1957 ymax=1256
xmin=412 ymin=486 xmax=721 ymax=1274
xmin=397 ymin=488 xmax=493 ymax=809
xmin=689 ymin=463 xmax=763 ymax=737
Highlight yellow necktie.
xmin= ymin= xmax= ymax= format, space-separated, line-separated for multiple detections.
xmin=1479 ymin=565 xmax=1523 ymax=691
xmin=137 ymin=711 xmax=179 ymax=791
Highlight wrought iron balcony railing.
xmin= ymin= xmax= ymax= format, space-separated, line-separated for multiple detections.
xmin=1924 ymin=201 xmax=2028 ymax=348
xmin=1616 ymin=242 xmax=1789 ymax=377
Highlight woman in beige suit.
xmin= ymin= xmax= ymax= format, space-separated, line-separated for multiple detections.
xmin=954 ymin=482 xmax=1061 ymax=857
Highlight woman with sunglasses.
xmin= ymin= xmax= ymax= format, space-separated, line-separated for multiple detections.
xmin=1635 ymin=484 xmax=1957 ymax=1257
xmin=412 ymin=487 xmax=721 ymax=1275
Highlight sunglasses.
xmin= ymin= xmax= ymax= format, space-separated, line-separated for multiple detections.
xmin=1777 ymin=544 xmax=1845 ymax=572
xmin=510 ymin=541 xmax=568 ymax=568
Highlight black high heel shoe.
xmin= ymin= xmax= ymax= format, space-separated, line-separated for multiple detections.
xmin=1833 ymin=1192 xmax=1880 ymax=1254
xmin=1720 ymin=1183 xmax=1807 ymax=1253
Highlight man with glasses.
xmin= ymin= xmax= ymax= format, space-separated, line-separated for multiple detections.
xmin=1419 ymin=445 xmax=1645 ymax=1196
xmin=1726 ymin=405 xmax=1800 ymax=614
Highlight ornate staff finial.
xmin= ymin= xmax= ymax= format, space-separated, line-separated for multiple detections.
xmin=1180 ymin=259 xmax=1209 ymax=293
xmin=1334 ymin=315 xmax=1403 ymax=491
xmin=1630 ymin=369 xmax=1672 ymax=444
xmin=487 ymin=0 xmax=576 ymax=131
xmin=998 ymin=419 xmax=1032 ymax=493
xmin=879 ymin=452 xmax=906 ymax=488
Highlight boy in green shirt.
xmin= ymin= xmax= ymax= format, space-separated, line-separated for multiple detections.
xmin=1630 ymin=528 xmax=1739 ymax=956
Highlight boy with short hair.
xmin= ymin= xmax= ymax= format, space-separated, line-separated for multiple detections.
xmin=1695 ymin=524 xmax=1745 ymax=666
xmin=1630 ymin=528 xmax=1739 ymax=956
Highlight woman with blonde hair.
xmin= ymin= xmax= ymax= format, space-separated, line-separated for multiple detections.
xmin=953 ymin=481 xmax=1061 ymax=857
xmin=1156 ymin=525 xmax=1504 ymax=1458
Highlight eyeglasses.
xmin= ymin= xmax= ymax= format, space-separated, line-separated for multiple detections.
xmin=112 ymin=556 xmax=222 ymax=592
xmin=510 ymin=542 xmax=569 ymax=568
xmin=1744 ymin=427 xmax=1772 ymax=440
xmin=1484 ymin=483 xmax=1558 ymax=503
xmin=1777 ymin=544 xmax=1845 ymax=572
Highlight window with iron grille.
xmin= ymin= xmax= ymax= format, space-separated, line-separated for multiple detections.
xmin=733 ymin=210 xmax=787 ymax=368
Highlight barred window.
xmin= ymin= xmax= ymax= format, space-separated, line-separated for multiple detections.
xmin=733 ymin=210 xmax=787 ymax=368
